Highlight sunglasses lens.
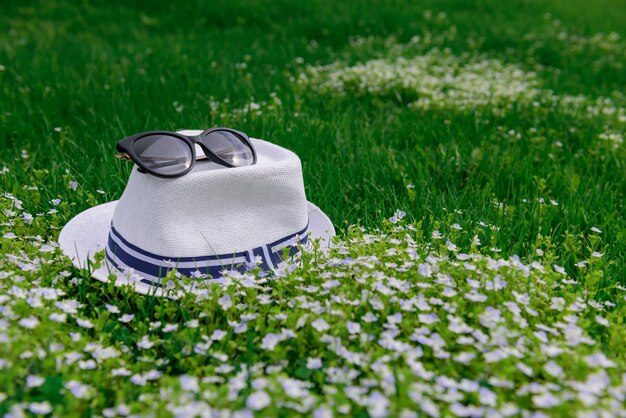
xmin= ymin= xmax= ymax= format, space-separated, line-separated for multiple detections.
xmin=202 ymin=130 xmax=254 ymax=167
xmin=132 ymin=134 xmax=193 ymax=176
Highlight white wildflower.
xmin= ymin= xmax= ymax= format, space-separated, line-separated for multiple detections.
xmin=136 ymin=335 xmax=155 ymax=349
xmin=595 ymin=316 xmax=609 ymax=327
xmin=218 ymin=294 xmax=233 ymax=310
xmin=163 ymin=323 xmax=178 ymax=332
xmin=29 ymin=401 xmax=52 ymax=415
xmin=211 ymin=329 xmax=227 ymax=341
xmin=76 ymin=318 xmax=94 ymax=329
xmin=261 ymin=333 xmax=284 ymax=351
xmin=346 ymin=321 xmax=361 ymax=334
xmin=23 ymin=212 xmax=33 ymax=225
xmin=584 ymin=352 xmax=616 ymax=368
xmin=65 ymin=380 xmax=92 ymax=399
xmin=544 ymin=360 xmax=564 ymax=378
xmin=533 ymin=392 xmax=560 ymax=408
xmin=180 ymin=375 xmax=199 ymax=393
xmin=185 ymin=319 xmax=199 ymax=328
xmin=307 ymin=358 xmax=322 ymax=369
xmin=246 ymin=390 xmax=271 ymax=411
xmin=18 ymin=316 xmax=39 ymax=329
xmin=105 ymin=304 xmax=120 ymax=314
xmin=26 ymin=375 xmax=45 ymax=388
xmin=311 ymin=318 xmax=330 ymax=332
xmin=118 ymin=314 xmax=135 ymax=323
xmin=389 ymin=210 xmax=406 ymax=224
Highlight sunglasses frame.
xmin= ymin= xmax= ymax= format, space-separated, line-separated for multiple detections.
xmin=115 ymin=127 xmax=257 ymax=178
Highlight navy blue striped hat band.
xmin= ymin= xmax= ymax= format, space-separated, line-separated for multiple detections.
xmin=105 ymin=221 xmax=309 ymax=288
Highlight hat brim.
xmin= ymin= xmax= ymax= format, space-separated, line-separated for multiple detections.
xmin=58 ymin=201 xmax=335 ymax=296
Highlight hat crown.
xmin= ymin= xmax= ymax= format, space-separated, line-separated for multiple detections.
xmin=111 ymin=138 xmax=309 ymax=258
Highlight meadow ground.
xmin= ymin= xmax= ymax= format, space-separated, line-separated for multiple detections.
xmin=1 ymin=0 xmax=626 ymax=416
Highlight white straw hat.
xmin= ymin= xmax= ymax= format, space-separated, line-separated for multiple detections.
xmin=59 ymin=131 xmax=335 ymax=295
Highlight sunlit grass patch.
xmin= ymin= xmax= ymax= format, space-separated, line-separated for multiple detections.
xmin=296 ymin=39 xmax=626 ymax=130
xmin=297 ymin=49 xmax=541 ymax=112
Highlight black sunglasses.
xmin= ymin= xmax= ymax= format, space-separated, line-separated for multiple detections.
xmin=115 ymin=128 xmax=257 ymax=178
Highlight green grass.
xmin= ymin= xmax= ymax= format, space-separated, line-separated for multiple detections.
xmin=1 ymin=0 xmax=626 ymax=416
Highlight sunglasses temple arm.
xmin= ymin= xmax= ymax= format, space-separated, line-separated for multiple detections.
xmin=115 ymin=152 xmax=132 ymax=161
